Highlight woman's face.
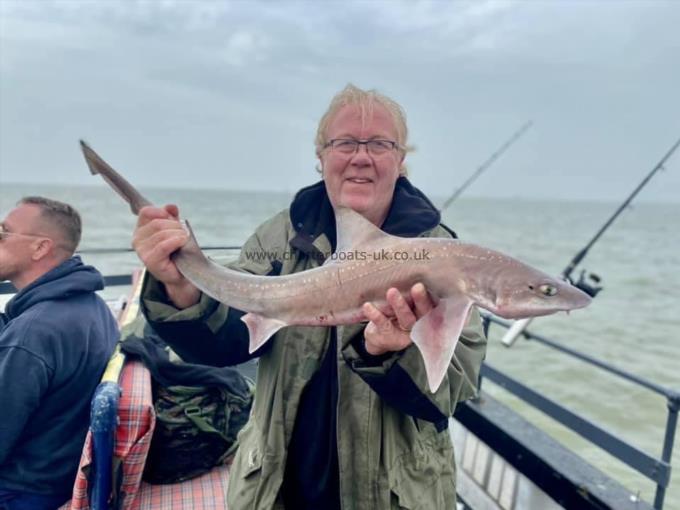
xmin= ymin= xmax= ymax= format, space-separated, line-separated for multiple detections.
xmin=319 ymin=103 xmax=404 ymax=227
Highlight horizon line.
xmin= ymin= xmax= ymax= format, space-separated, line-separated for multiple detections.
xmin=1 ymin=180 xmax=678 ymax=207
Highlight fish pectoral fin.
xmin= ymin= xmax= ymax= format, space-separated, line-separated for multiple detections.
xmin=241 ymin=313 xmax=287 ymax=354
xmin=411 ymin=296 xmax=473 ymax=393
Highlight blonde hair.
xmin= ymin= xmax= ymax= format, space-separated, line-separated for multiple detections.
xmin=315 ymin=84 xmax=413 ymax=175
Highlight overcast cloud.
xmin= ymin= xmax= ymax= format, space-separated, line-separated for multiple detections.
xmin=1 ymin=0 xmax=679 ymax=202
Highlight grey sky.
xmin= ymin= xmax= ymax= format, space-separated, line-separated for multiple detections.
xmin=1 ymin=0 xmax=678 ymax=203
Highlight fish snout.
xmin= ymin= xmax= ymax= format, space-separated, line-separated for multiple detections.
xmin=565 ymin=284 xmax=593 ymax=310
xmin=547 ymin=279 xmax=592 ymax=312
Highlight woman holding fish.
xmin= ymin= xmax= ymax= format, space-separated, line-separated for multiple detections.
xmin=132 ymin=84 xmax=488 ymax=509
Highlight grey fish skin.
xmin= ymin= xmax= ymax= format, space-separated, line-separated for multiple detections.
xmin=81 ymin=141 xmax=592 ymax=392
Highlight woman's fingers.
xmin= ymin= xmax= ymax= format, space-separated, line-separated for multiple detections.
xmin=411 ymin=283 xmax=434 ymax=318
xmin=131 ymin=204 xmax=200 ymax=309
xmin=363 ymin=302 xmax=393 ymax=335
xmin=363 ymin=297 xmax=414 ymax=356
xmin=132 ymin=205 xmax=188 ymax=284
xmin=386 ymin=288 xmax=417 ymax=332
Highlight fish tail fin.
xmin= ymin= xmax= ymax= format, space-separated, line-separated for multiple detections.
xmin=79 ymin=140 xmax=152 ymax=215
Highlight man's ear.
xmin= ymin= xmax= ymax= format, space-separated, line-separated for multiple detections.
xmin=31 ymin=238 xmax=54 ymax=261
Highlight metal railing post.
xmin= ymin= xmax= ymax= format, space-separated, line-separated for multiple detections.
xmin=654 ymin=392 xmax=680 ymax=509
xmin=478 ymin=316 xmax=492 ymax=392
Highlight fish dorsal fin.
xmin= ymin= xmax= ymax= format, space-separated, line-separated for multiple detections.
xmin=334 ymin=207 xmax=391 ymax=254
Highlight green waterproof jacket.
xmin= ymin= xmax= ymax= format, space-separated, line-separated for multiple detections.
xmin=141 ymin=179 xmax=487 ymax=510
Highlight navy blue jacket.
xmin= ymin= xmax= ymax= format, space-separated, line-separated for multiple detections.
xmin=0 ymin=256 xmax=118 ymax=497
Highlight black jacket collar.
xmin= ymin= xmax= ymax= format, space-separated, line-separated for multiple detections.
xmin=288 ymin=177 xmax=447 ymax=257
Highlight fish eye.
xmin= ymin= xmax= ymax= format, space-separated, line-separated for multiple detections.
xmin=539 ymin=284 xmax=557 ymax=296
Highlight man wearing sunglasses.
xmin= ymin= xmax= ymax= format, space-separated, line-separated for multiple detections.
xmin=0 ymin=196 xmax=118 ymax=510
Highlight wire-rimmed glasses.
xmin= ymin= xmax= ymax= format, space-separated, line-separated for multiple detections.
xmin=324 ymin=138 xmax=400 ymax=156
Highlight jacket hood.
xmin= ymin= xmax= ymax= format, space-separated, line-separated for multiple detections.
xmin=5 ymin=256 xmax=105 ymax=319
xmin=289 ymin=176 xmax=449 ymax=255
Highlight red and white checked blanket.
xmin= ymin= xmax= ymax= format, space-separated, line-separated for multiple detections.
xmin=62 ymin=359 xmax=231 ymax=510
xmin=61 ymin=269 xmax=231 ymax=509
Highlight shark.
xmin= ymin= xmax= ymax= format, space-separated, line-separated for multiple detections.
xmin=80 ymin=140 xmax=592 ymax=392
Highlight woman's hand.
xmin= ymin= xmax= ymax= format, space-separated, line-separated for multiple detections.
xmin=132 ymin=204 xmax=200 ymax=309
xmin=362 ymin=283 xmax=435 ymax=356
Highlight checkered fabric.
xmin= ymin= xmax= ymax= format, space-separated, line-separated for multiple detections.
xmin=61 ymin=269 xmax=233 ymax=509
xmin=130 ymin=464 xmax=230 ymax=510
xmin=63 ymin=355 xmax=232 ymax=510
xmin=62 ymin=358 xmax=155 ymax=510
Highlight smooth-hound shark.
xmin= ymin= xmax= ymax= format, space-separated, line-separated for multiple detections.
xmin=80 ymin=140 xmax=591 ymax=392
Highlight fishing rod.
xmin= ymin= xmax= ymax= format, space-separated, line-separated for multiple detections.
xmin=502 ymin=135 xmax=680 ymax=347
xmin=441 ymin=121 xmax=533 ymax=211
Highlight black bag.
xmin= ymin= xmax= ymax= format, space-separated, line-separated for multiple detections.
xmin=120 ymin=324 xmax=254 ymax=484
xmin=144 ymin=378 xmax=253 ymax=484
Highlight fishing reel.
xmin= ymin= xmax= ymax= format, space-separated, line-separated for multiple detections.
xmin=572 ymin=269 xmax=603 ymax=298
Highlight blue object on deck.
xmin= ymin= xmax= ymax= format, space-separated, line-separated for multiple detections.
xmin=89 ymin=381 xmax=121 ymax=510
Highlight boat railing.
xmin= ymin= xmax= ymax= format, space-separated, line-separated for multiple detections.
xmin=0 ymin=247 xmax=239 ymax=294
xmin=478 ymin=313 xmax=678 ymax=510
